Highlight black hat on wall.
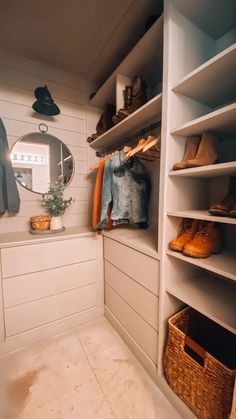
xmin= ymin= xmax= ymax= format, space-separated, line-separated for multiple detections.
xmin=32 ymin=85 xmax=60 ymax=116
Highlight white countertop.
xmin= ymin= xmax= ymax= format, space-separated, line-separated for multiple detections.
xmin=0 ymin=226 xmax=97 ymax=248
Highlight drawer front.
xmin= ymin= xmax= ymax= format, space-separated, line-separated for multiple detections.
xmin=105 ymin=284 xmax=158 ymax=364
xmin=3 ymin=260 xmax=97 ymax=308
xmin=2 ymin=237 xmax=97 ymax=278
xmin=5 ymin=283 xmax=96 ymax=337
xmin=105 ymin=261 xmax=159 ymax=331
xmin=104 ymin=238 xmax=159 ymax=295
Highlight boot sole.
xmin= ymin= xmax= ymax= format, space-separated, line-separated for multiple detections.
xmin=209 ymin=209 xmax=236 ymax=218
xmin=185 ymin=159 xmax=218 ymax=168
xmin=183 ymin=247 xmax=221 ymax=258
xmin=169 ymin=244 xmax=183 ymax=252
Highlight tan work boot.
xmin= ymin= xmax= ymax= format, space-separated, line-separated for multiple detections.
xmin=183 ymin=221 xmax=221 ymax=258
xmin=209 ymin=177 xmax=236 ymax=217
xmin=173 ymin=137 xmax=200 ymax=170
xmin=169 ymin=218 xmax=199 ymax=252
xmin=185 ymin=132 xmax=218 ymax=168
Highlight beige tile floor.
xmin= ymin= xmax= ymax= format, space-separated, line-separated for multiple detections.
xmin=0 ymin=317 xmax=182 ymax=419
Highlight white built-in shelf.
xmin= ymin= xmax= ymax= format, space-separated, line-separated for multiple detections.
xmin=171 ymin=103 xmax=236 ymax=137
xmin=90 ymin=15 xmax=163 ymax=109
xmin=89 ymin=93 xmax=162 ymax=150
xmin=168 ymin=210 xmax=236 ymax=225
xmin=174 ymin=0 xmax=236 ymax=40
xmin=167 ymin=249 xmax=236 ymax=282
xmin=166 ymin=273 xmax=236 ymax=335
xmin=169 ymin=161 xmax=236 ymax=178
xmin=103 ymin=228 xmax=159 ymax=260
xmin=172 ymin=43 xmax=236 ymax=108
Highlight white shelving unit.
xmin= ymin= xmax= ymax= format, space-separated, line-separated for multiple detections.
xmin=171 ymin=102 xmax=236 ymax=137
xmin=158 ymin=1 xmax=236 ymax=416
xmin=90 ymin=93 xmax=162 ymax=150
xmin=166 ymin=273 xmax=236 ymax=334
xmin=167 ymin=210 xmax=236 ymax=225
xmin=167 ymin=249 xmax=236 ymax=282
xmin=90 ymin=15 xmax=163 ymax=109
xmin=169 ymin=161 xmax=236 ymax=178
xmin=172 ymin=43 xmax=236 ymax=107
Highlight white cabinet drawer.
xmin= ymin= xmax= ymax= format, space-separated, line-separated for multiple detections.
xmin=104 ymin=238 xmax=159 ymax=295
xmin=5 ymin=283 xmax=96 ymax=336
xmin=3 ymin=260 xmax=96 ymax=308
xmin=2 ymin=237 xmax=97 ymax=278
xmin=105 ymin=261 xmax=159 ymax=331
xmin=105 ymin=284 xmax=158 ymax=364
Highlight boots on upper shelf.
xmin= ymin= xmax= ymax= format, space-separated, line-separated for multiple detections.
xmin=173 ymin=137 xmax=200 ymax=170
xmin=173 ymin=132 xmax=219 ymax=170
xmin=87 ymin=103 xmax=116 ymax=143
xmin=209 ymin=177 xmax=236 ymax=217
xmin=169 ymin=219 xmax=221 ymax=258
xmin=112 ymin=75 xmax=148 ymax=125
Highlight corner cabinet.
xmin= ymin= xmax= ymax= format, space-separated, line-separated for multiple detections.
xmin=0 ymin=228 xmax=103 ymax=355
xmin=88 ymin=12 xmax=163 ymax=379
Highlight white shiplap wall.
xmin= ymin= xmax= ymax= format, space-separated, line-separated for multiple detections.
xmin=0 ymin=49 xmax=94 ymax=233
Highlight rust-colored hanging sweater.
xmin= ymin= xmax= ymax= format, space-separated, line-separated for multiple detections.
xmin=92 ymin=159 xmax=112 ymax=230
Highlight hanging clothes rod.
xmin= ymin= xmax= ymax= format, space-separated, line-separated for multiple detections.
xmin=95 ymin=119 xmax=161 ymax=157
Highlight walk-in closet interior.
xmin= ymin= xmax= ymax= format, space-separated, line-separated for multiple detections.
xmin=0 ymin=0 xmax=235 ymax=418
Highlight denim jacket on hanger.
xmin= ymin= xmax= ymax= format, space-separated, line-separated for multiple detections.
xmin=96 ymin=150 xmax=151 ymax=230
xmin=0 ymin=119 xmax=20 ymax=214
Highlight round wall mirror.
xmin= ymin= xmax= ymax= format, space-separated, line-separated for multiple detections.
xmin=10 ymin=132 xmax=74 ymax=194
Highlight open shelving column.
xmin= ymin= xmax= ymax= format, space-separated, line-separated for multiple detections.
xmin=159 ymin=0 xmax=236 ymax=413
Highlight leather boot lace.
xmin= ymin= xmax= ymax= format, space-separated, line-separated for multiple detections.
xmin=179 ymin=218 xmax=197 ymax=239
xmin=194 ymin=221 xmax=213 ymax=243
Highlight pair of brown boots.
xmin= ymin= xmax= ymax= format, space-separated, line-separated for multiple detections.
xmin=87 ymin=103 xmax=116 ymax=143
xmin=169 ymin=219 xmax=221 ymax=258
xmin=112 ymin=75 xmax=147 ymax=125
xmin=173 ymin=132 xmax=218 ymax=170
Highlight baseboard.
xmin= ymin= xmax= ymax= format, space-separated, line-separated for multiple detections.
xmin=0 ymin=306 xmax=104 ymax=357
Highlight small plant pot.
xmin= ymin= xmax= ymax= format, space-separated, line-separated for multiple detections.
xmin=50 ymin=215 xmax=63 ymax=230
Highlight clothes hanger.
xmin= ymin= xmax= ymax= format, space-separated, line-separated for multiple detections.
xmin=89 ymin=150 xmax=121 ymax=171
xmin=142 ymin=135 xmax=160 ymax=152
xmin=124 ymin=139 xmax=147 ymax=159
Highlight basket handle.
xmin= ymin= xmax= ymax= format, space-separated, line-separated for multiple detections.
xmin=184 ymin=335 xmax=206 ymax=366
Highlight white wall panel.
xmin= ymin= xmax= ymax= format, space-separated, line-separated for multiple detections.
xmin=0 ymin=52 xmax=90 ymax=233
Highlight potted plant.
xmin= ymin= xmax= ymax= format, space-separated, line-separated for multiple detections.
xmin=42 ymin=182 xmax=73 ymax=230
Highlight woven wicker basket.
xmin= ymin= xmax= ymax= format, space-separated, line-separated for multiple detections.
xmin=164 ymin=307 xmax=236 ymax=419
xmin=30 ymin=215 xmax=51 ymax=231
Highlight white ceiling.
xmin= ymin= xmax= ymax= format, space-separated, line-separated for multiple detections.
xmin=0 ymin=0 xmax=162 ymax=86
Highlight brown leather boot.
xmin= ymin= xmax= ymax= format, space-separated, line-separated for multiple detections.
xmin=87 ymin=103 xmax=116 ymax=142
xmin=117 ymin=75 xmax=147 ymax=120
xmin=169 ymin=218 xmax=199 ymax=252
xmin=173 ymin=137 xmax=200 ymax=170
xmin=183 ymin=221 xmax=221 ymax=258
xmin=209 ymin=177 xmax=236 ymax=217
xmin=185 ymin=132 xmax=219 ymax=168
